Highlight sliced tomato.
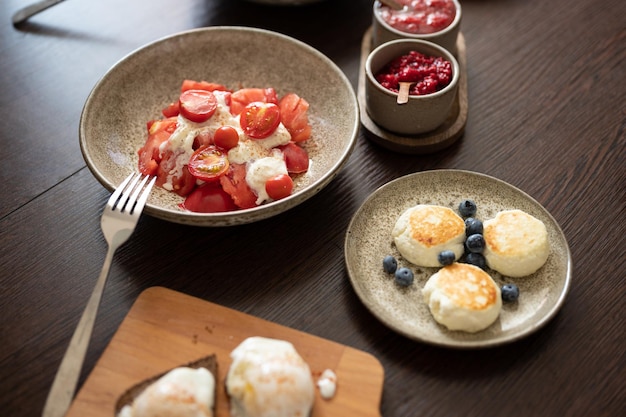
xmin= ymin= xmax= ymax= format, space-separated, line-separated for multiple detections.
xmin=213 ymin=126 xmax=239 ymax=150
xmin=161 ymin=101 xmax=180 ymax=118
xmin=240 ymin=102 xmax=281 ymax=139
xmin=181 ymin=80 xmax=231 ymax=93
xmin=230 ymin=88 xmax=278 ymax=116
xmin=188 ymin=145 xmax=229 ymax=182
xmin=193 ymin=131 xmax=213 ymax=149
xmin=180 ymin=183 xmax=238 ymax=213
xmin=138 ymin=118 xmax=177 ymax=176
xmin=219 ymin=164 xmax=258 ymax=209
xmin=138 ymin=131 xmax=167 ymax=175
xmin=179 ymin=90 xmax=218 ymax=123
xmin=265 ymin=174 xmax=294 ymax=200
xmin=279 ymin=142 xmax=309 ymax=174
xmin=147 ymin=117 xmax=177 ymax=135
xmin=279 ymin=93 xmax=312 ymax=142
xmin=156 ymin=151 xmax=196 ymax=197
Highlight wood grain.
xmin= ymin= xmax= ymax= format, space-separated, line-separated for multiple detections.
xmin=1 ymin=0 xmax=625 ymax=416
xmin=65 ymin=287 xmax=384 ymax=417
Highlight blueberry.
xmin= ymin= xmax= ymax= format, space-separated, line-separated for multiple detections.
xmin=501 ymin=284 xmax=520 ymax=302
xmin=464 ymin=217 xmax=483 ymax=236
xmin=437 ymin=250 xmax=456 ymax=266
xmin=382 ymin=255 xmax=398 ymax=274
xmin=465 ymin=233 xmax=486 ymax=253
xmin=394 ymin=267 xmax=414 ymax=286
xmin=458 ymin=199 xmax=477 ymax=218
xmin=465 ymin=252 xmax=487 ymax=269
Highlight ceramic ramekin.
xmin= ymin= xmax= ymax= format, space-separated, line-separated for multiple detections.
xmin=372 ymin=0 xmax=462 ymax=55
xmin=365 ymin=38 xmax=459 ymax=135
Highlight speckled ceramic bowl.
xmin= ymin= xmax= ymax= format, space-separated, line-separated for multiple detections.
xmin=372 ymin=0 xmax=462 ymax=55
xmin=365 ymin=39 xmax=459 ymax=135
xmin=80 ymin=27 xmax=358 ymax=227
xmin=345 ymin=170 xmax=572 ymax=348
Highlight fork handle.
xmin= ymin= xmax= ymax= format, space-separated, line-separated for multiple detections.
xmin=12 ymin=0 xmax=67 ymax=25
xmin=41 ymin=244 xmax=116 ymax=417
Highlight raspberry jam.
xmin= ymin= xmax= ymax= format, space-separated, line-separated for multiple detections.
xmin=374 ymin=50 xmax=452 ymax=95
xmin=378 ymin=0 xmax=457 ymax=35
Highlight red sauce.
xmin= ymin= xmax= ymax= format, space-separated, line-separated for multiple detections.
xmin=374 ymin=50 xmax=452 ymax=95
xmin=378 ymin=0 xmax=456 ymax=34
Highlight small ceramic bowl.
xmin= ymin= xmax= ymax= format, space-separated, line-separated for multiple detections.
xmin=372 ymin=0 xmax=462 ymax=55
xmin=365 ymin=39 xmax=459 ymax=135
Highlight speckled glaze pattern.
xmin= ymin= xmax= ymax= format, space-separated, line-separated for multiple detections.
xmin=79 ymin=27 xmax=359 ymax=227
xmin=344 ymin=170 xmax=571 ymax=348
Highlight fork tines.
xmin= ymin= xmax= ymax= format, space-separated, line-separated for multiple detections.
xmin=109 ymin=173 xmax=155 ymax=215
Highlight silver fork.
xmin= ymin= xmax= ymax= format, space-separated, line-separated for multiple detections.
xmin=41 ymin=172 xmax=155 ymax=417
xmin=12 ymin=0 xmax=67 ymax=26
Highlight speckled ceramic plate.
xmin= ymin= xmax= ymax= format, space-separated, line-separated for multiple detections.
xmin=344 ymin=170 xmax=572 ymax=348
xmin=80 ymin=27 xmax=358 ymax=226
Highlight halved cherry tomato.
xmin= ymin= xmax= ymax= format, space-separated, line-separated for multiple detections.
xmin=179 ymin=90 xmax=218 ymax=123
xmin=180 ymin=183 xmax=238 ymax=213
xmin=279 ymin=93 xmax=312 ymax=142
xmin=265 ymin=174 xmax=294 ymax=200
xmin=220 ymin=164 xmax=258 ymax=209
xmin=240 ymin=102 xmax=281 ymax=139
xmin=181 ymin=80 xmax=231 ymax=93
xmin=279 ymin=142 xmax=309 ymax=174
xmin=230 ymin=88 xmax=278 ymax=116
xmin=213 ymin=126 xmax=239 ymax=150
xmin=188 ymin=145 xmax=229 ymax=182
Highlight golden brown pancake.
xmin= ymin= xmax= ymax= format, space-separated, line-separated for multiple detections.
xmin=392 ymin=205 xmax=465 ymax=267
xmin=422 ymin=263 xmax=502 ymax=332
xmin=483 ymin=209 xmax=549 ymax=277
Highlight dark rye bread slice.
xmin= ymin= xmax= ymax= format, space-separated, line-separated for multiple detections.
xmin=114 ymin=354 xmax=218 ymax=415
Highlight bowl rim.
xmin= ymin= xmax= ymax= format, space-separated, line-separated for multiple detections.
xmin=372 ymin=0 xmax=462 ymax=40
xmin=364 ymin=38 xmax=460 ymax=100
xmin=79 ymin=26 xmax=360 ymax=226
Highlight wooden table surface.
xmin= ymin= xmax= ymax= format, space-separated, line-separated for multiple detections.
xmin=1 ymin=0 xmax=624 ymax=416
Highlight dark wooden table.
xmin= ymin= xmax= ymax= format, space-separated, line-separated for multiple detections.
xmin=2 ymin=0 xmax=624 ymax=416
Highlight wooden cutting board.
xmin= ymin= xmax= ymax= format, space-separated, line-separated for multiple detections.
xmin=66 ymin=287 xmax=384 ymax=417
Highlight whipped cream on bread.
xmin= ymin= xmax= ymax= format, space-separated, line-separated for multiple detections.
xmin=118 ymin=367 xmax=215 ymax=417
xmin=226 ymin=336 xmax=315 ymax=417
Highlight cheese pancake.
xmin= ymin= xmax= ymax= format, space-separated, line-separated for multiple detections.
xmin=392 ymin=205 xmax=465 ymax=267
xmin=422 ymin=263 xmax=502 ymax=333
xmin=483 ymin=209 xmax=549 ymax=277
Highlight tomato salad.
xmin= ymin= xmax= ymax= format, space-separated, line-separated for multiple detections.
xmin=137 ymin=80 xmax=312 ymax=213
